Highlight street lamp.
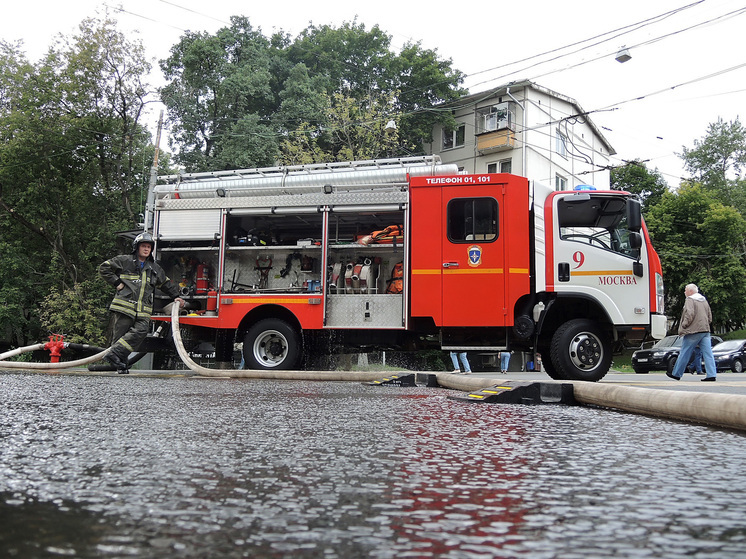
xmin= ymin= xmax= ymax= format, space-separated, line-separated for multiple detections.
xmin=615 ymin=48 xmax=632 ymax=63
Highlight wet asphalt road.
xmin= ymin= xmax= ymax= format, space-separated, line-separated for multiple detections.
xmin=1 ymin=369 xmax=746 ymax=558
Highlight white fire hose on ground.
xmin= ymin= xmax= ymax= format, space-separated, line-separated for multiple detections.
xmin=0 ymin=344 xmax=110 ymax=370
xmin=169 ymin=304 xmax=384 ymax=381
xmin=0 ymin=305 xmax=381 ymax=381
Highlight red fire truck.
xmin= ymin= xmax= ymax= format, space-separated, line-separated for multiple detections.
xmin=148 ymin=156 xmax=666 ymax=381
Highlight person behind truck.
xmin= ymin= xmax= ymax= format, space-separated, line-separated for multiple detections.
xmin=450 ymin=351 xmax=471 ymax=374
xmin=99 ymin=232 xmax=185 ymax=374
xmin=499 ymin=350 xmax=511 ymax=374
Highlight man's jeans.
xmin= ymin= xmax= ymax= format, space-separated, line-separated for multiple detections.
xmin=671 ymin=331 xmax=717 ymax=378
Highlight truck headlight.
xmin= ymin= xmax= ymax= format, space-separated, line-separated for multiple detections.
xmin=656 ymin=272 xmax=665 ymax=313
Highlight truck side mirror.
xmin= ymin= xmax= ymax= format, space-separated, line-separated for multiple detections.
xmin=629 ymin=230 xmax=643 ymax=277
xmin=627 ymin=199 xmax=642 ymax=232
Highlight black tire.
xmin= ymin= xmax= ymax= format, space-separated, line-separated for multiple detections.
xmin=666 ymin=356 xmax=678 ymax=375
xmin=732 ymin=359 xmax=743 ymax=373
xmin=538 ymin=344 xmax=564 ymax=380
xmin=243 ymin=318 xmax=301 ymax=370
xmin=549 ymin=319 xmax=612 ymax=382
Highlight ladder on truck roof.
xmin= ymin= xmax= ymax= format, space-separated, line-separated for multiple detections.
xmin=153 ymin=156 xmax=459 ymax=200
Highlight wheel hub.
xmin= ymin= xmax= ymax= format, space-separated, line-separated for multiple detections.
xmin=254 ymin=330 xmax=288 ymax=366
xmin=569 ymin=332 xmax=602 ymax=370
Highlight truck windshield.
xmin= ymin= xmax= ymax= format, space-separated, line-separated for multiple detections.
xmin=557 ymin=195 xmax=640 ymax=259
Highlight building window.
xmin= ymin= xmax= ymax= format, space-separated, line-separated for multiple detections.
xmin=476 ymin=102 xmax=516 ymax=134
xmin=447 ymin=197 xmax=498 ymax=243
xmin=556 ymin=130 xmax=568 ymax=158
xmin=487 ymin=159 xmax=512 ymax=174
xmin=442 ymin=124 xmax=465 ymax=150
xmin=556 ymin=174 xmax=567 ymax=191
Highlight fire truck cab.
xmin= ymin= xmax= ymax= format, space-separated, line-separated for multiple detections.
xmin=149 ymin=156 xmax=666 ymax=381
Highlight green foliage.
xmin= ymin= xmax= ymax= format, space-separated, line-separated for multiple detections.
xmin=645 ymin=183 xmax=746 ymax=331
xmin=323 ymin=91 xmax=401 ymax=161
xmin=38 ymin=278 xmax=110 ymax=345
xmin=610 ymin=160 xmax=668 ymax=210
xmin=160 ymin=16 xmax=280 ymax=171
xmin=680 ymin=118 xmax=746 ymax=208
xmin=0 ymin=16 xmax=153 ymax=345
xmin=161 ymin=18 xmax=465 ymax=170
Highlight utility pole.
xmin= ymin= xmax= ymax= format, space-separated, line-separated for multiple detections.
xmin=144 ymin=110 xmax=164 ymax=233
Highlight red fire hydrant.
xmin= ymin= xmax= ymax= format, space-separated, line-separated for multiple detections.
xmin=44 ymin=334 xmax=66 ymax=363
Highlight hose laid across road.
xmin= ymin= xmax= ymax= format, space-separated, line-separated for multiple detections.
xmin=570 ymin=382 xmax=746 ymax=432
xmin=435 ymin=372 xmax=746 ymax=431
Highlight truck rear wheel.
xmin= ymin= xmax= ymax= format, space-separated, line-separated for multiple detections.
xmin=243 ymin=319 xmax=301 ymax=370
xmin=549 ymin=319 xmax=611 ymax=382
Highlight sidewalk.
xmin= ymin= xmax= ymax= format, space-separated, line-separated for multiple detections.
xmin=470 ymin=369 xmax=746 ymax=396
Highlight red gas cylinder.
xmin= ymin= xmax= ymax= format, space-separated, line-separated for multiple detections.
xmin=196 ymin=263 xmax=209 ymax=294
xmin=206 ymin=290 xmax=218 ymax=314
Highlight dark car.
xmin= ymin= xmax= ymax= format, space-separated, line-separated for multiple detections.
xmin=632 ymin=334 xmax=723 ymax=374
xmin=712 ymin=339 xmax=746 ymax=373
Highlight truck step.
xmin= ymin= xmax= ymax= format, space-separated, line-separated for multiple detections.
xmin=450 ymin=381 xmax=576 ymax=405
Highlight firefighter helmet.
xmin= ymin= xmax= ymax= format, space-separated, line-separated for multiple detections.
xmin=132 ymin=231 xmax=155 ymax=253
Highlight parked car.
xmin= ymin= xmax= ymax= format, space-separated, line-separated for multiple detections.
xmin=632 ymin=334 xmax=723 ymax=374
xmin=712 ymin=339 xmax=746 ymax=372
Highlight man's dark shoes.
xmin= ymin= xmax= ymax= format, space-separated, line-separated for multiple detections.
xmin=104 ymin=353 xmax=129 ymax=374
xmin=701 ymin=376 xmax=716 ymax=382
xmin=665 ymin=371 xmax=681 ymax=381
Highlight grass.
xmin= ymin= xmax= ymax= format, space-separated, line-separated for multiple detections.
xmin=611 ymin=350 xmax=634 ymax=373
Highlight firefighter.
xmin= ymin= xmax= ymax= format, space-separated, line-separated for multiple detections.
xmin=99 ymin=232 xmax=185 ymax=373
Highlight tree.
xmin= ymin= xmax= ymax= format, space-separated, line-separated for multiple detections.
xmin=680 ymin=118 xmax=746 ymax=210
xmin=0 ymin=17 xmax=156 ymax=346
xmin=288 ymin=22 xmax=466 ymax=156
xmin=388 ymin=41 xmax=466 ymax=153
xmin=160 ymin=16 xmax=283 ymax=171
xmin=610 ymin=160 xmax=668 ymax=211
xmin=645 ymin=183 xmax=746 ymax=331
xmin=161 ymin=18 xmax=466 ymax=170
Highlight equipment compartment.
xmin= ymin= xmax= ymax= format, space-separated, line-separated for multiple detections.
xmin=325 ymin=294 xmax=404 ymax=328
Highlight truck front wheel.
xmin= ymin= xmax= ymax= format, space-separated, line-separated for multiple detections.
xmin=243 ymin=319 xmax=301 ymax=370
xmin=549 ymin=319 xmax=611 ymax=382
xmin=538 ymin=344 xmax=563 ymax=380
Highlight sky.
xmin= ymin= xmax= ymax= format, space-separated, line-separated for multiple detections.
xmin=1 ymin=0 xmax=744 ymax=187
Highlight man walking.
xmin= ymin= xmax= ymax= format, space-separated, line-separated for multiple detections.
xmin=99 ymin=232 xmax=185 ymax=374
xmin=666 ymin=283 xmax=717 ymax=382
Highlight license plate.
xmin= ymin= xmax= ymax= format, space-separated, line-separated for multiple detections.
xmin=637 ymin=358 xmax=648 ymax=362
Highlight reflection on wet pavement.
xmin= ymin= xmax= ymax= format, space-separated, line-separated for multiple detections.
xmin=1 ymin=373 xmax=745 ymax=557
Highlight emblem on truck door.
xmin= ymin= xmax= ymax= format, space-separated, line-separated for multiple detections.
xmin=468 ymin=245 xmax=482 ymax=267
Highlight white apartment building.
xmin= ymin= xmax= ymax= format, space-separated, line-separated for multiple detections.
xmin=426 ymin=80 xmax=615 ymax=190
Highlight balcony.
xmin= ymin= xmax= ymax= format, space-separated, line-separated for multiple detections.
xmin=476 ymin=129 xmax=515 ymax=154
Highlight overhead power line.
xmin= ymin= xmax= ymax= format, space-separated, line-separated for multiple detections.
xmin=157 ymin=0 xmax=231 ymax=26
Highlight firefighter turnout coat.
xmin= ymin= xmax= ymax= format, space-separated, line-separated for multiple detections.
xmin=99 ymin=254 xmax=181 ymax=319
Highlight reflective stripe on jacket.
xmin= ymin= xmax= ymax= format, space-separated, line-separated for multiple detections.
xmin=99 ymin=254 xmax=180 ymax=319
